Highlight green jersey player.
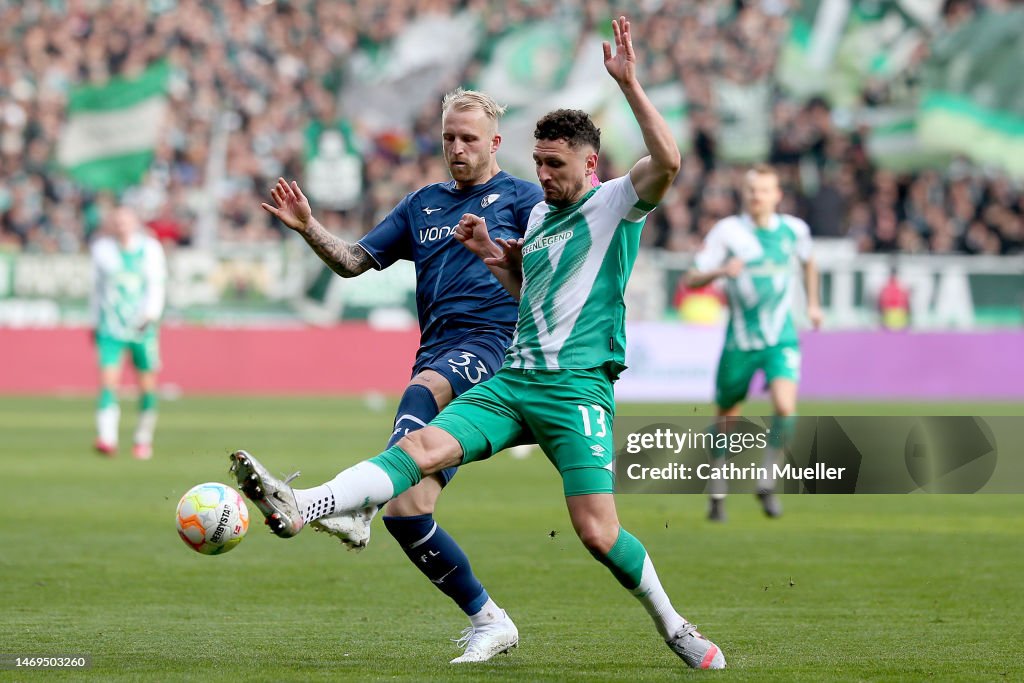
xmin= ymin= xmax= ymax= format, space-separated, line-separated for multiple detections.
xmin=90 ymin=206 xmax=167 ymax=459
xmin=229 ymin=16 xmax=725 ymax=670
xmin=685 ymin=164 xmax=822 ymax=521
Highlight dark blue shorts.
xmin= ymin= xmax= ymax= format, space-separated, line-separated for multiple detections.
xmin=411 ymin=332 xmax=512 ymax=486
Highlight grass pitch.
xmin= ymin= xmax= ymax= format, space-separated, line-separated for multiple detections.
xmin=2 ymin=396 xmax=1022 ymax=681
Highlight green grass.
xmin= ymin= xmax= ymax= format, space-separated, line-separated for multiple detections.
xmin=2 ymin=396 xmax=1022 ymax=682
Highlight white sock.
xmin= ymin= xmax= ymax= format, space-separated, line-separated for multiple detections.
xmin=293 ymin=483 xmax=336 ymax=523
xmin=295 ymin=462 xmax=395 ymax=522
xmin=468 ymin=598 xmax=503 ymax=628
xmin=758 ymin=446 xmax=781 ymax=491
xmin=708 ymin=460 xmax=727 ymax=499
xmin=97 ymin=405 xmax=120 ymax=445
xmin=134 ymin=410 xmax=158 ymax=446
xmin=632 ymin=555 xmax=687 ymax=639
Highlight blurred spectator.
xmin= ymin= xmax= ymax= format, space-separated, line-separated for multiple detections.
xmin=878 ymin=267 xmax=911 ymax=330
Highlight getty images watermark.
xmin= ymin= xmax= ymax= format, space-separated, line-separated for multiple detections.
xmin=614 ymin=417 xmax=1024 ymax=494
xmin=624 ymin=427 xmax=846 ymax=484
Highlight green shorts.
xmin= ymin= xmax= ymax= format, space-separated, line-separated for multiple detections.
xmin=431 ymin=366 xmax=616 ymax=497
xmin=715 ymin=344 xmax=800 ymax=410
xmin=97 ymin=332 xmax=161 ymax=372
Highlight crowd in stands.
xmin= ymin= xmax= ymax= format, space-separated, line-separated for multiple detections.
xmin=0 ymin=0 xmax=1020 ymax=256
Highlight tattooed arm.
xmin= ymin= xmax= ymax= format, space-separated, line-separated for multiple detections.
xmin=261 ymin=177 xmax=374 ymax=278
xmin=296 ymin=217 xmax=374 ymax=278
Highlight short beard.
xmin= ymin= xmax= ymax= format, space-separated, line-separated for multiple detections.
xmin=549 ymin=178 xmax=588 ymax=208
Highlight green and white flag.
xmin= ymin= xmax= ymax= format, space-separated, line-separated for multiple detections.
xmin=918 ymin=8 xmax=1024 ymax=177
xmin=57 ymin=62 xmax=169 ymax=191
xmin=862 ymin=106 xmax=949 ymax=171
xmin=778 ymin=0 xmax=937 ymax=106
xmin=596 ymin=82 xmax=689 ymax=170
xmin=475 ymin=22 xmax=580 ymax=108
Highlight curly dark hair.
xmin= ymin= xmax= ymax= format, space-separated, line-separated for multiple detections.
xmin=534 ymin=109 xmax=601 ymax=153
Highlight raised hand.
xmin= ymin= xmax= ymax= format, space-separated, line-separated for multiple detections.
xmin=261 ymin=178 xmax=313 ymax=232
xmin=484 ymin=237 xmax=525 ymax=273
xmin=603 ymin=16 xmax=637 ymax=86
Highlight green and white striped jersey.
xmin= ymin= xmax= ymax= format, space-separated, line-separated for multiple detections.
xmin=694 ymin=213 xmax=812 ymax=351
xmin=91 ymin=234 xmax=166 ymax=341
xmin=505 ymin=175 xmax=655 ymax=375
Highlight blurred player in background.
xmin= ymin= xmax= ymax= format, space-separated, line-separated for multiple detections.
xmin=90 ymin=205 xmax=167 ymax=459
xmin=685 ymin=164 xmax=822 ymax=521
xmin=261 ymin=89 xmax=543 ymax=662
xmin=237 ymin=17 xmax=726 ymax=669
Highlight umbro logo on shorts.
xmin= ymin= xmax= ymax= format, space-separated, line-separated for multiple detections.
xmin=590 ymin=444 xmax=606 ymax=456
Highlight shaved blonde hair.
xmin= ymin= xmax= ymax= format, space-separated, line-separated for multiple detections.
xmin=441 ymin=88 xmax=507 ymax=131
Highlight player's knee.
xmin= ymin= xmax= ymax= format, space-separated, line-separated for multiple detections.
xmin=575 ymin=520 xmax=618 ymax=555
xmin=386 ymin=482 xmax=441 ymax=517
xmin=771 ymin=399 xmax=796 ymax=418
xmin=396 ymin=427 xmax=462 ymax=475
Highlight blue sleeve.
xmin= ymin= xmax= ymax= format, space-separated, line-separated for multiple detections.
xmin=513 ymin=180 xmax=544 ymax=234
xmin=357 ymin=195 xmax=413 ymax=269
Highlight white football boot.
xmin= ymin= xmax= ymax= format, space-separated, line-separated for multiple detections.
xmin=666 ymin=622 xmax=726 ymax=669
xmin=450 ymin=610 xmax=519 ymax=663
xmin=310 ymin=507 xmax=375 ymax=551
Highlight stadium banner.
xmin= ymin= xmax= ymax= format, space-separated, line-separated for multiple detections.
xmin=0 ymin=246 xmax=1020 ymax=330
xmin=57 ymin=61 xmax=170 ymax=191
xmin=614 ymin=416 xmax=1024 ymax=494
xmin=616 ymin=323 xmax=723 ymax=402
xmin=616 ymin=323 xmax=1024 ymax=401
xmin=0 ymin=326 xmax=1021 ymax=397
xmin=917 ymin=8 xmax=1024 ymax=177
xmin=0 ymin=325 xmax=419 ymax=394
xmin=0 ymin=244 xmax=305 ymax=327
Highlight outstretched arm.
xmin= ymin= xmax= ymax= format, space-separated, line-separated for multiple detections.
xmin=454 ymin=213 xmax=524 ymax=301
xmin=262 ymin=177 xmax=373 ymax=278
xmin=604 ymin=16 xmax=681 ymax=206
xmin=684 ymin=257 xmax=745 ymax=288
xmin=803 ymin=258 xmax=823 ymax=329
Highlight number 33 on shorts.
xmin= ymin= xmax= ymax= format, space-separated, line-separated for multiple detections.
xmin=447 ymin=351 xmax=489 ymax=385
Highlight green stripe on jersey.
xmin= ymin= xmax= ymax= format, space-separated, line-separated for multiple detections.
xmin=506 ymin=176 xmax=650 ymax=374
xmin=724 ymin=216 xmax=804 ymax=350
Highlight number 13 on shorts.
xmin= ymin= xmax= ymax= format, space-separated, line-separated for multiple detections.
xmin=577 ymin=404 xmax=608 ymax=437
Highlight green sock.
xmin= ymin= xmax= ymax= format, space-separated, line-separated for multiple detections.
xmin=590 ymin=527 xmax=647 ymax=591
xmin=140 ymin=392 xmax=158 ymax=412
xmin=98 ymin=387 xmax=118 ymax=410
xmin=770 ymin=414 xmax=796 ymax=449
xmin=368 ymin=446 xmax=423 ymax=498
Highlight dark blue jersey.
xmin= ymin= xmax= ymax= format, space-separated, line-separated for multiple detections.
xmin=358 ymin=171 xmax=543 ymax=359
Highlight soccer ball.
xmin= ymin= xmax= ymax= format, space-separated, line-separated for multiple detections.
xmin=176 ymin=482 xmax=249 ymax=555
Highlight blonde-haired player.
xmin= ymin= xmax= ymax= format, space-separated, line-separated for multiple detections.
xmin=685 ymin=165 xmax=822 ymax=521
